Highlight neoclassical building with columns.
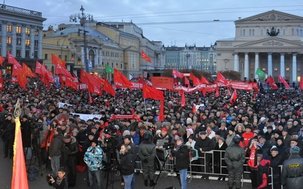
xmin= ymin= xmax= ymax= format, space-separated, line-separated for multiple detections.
xmin=215 ymin=10 xmax=303 ymax=82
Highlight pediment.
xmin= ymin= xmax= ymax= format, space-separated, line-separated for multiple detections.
xmin=236 ymin=10 xmax=303 ymax=23
xmin=235 ymin=37 xmax=303 ymax=48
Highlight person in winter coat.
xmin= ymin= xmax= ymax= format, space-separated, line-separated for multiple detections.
xmin=214 ymin=136 xmax=228 ymax=181
xmin=119 ymin=144 xmax=135 ymax=189
xmin=84 ymin=140 xmax=103 ymax=189
xmin=49 ymin=128 xmax=64 ymax=175
xmin=242 ymin=126 xmax=254 ymax=149
xmin=171 ymin=136 xmax=190 ymax=189
xmin=2 ymin=114 xmax=14 ymax=159
xmin=194 ymin=131 xmax=215 ymax=179
xmin=61 ymin=135 xmax=78 ymax=187
xmin=269 ymin=146 xmax=283 ymax=189
xmin=48 ymin=168 xmax=68 ymax=189
xmin=226 ymin=127 xmax=236 ymax=146
xmin=138 ymin=132 xmax=156 ymax=187
xmin=225 ymin=135 xmax=245 ymax=189
xmin=281 ymin=146 xmax=303 ymax=189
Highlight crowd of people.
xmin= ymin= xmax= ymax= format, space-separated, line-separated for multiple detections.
xmin=1 ymin=77 xmax=303 ymax=189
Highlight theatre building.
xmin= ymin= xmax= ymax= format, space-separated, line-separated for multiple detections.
xmin=215 ymin=10 xmax=303 ymax=83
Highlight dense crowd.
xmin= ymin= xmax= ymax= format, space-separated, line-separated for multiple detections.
xmin=1 ymin=78 xmax=303 ymax=189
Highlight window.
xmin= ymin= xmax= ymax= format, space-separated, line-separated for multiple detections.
xmin=25 ymin=39 xmax=30 ymax=46
xmin=34 ymin=40 xmax=38 ymax=48
xmin=44 ymin=54 xmax=48 ymax=60
xmin=25 ymin=28 xmax=30 ymax=35
xmin=16 ymin=26 xmax=22 ymax=34
xmin=7 ymin=24 xmax=12 ymax=32
xmin=34 ymin=51 xmax=38 ymax=58
xmin=25 ymin=50 xmax=30 ymax=58
xmin=120 ymin=64 xmax=123 ymax=69
xmin=16 ymin=50 xmax=21 ymax=57
xmin=17 ymin=38 xmax=21 ymax=45
xmin=65 ymin=55 xmax=67 ymax=61
xmin=243 ymin=29 xmax=245 ymax=36
xmin=7 ymin=36 xmax=12 ymax=45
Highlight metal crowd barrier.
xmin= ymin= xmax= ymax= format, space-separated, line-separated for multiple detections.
xmin=134 ymin=149 xmax=278 ymax=189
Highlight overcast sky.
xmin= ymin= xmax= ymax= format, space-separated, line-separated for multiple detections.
xmin=6 ymin=0 xmax=303 ymax=46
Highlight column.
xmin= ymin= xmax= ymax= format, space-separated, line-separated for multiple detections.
xmin=30 ymin=27 xmax=35 ymax=58
xmin=280 ymin=53 xmax=285 ymax=77
xmin=292 ymin=53 xmax=297 ymax=83
xmin=254 ymin=53 xmax=259 ymax=79
xmin=267 ymin=53 xmax=273 ymax=76
xmin=233 ymin=53 xmax=239 ymax=72
xmin=244 ymin=53 xmax=249 ymax=79
xmin=11 ymin=25 xmax=16 ymax=56
xmin=21 ymin=25 xmax=26 ymax=58
xmin=1 ymin=23 xmax=7 ymax=56
xmin=38 ymin=29 xmax=43 ymax=59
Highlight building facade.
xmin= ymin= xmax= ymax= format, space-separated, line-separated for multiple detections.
xmin=0 ymin=3 xmax=46 ymax=67
xmin=215 ymin=10 xmax=303 ymax=82
xmin=164 ymin=45 xmax=216 ymax=73
xmin=43 ymin=23 xmax=123 ymax=78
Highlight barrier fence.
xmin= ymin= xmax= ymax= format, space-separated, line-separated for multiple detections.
xmin=134 ymin=149 xmax=282 ymax=189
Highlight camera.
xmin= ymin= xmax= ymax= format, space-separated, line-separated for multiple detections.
xmin=46 ymin=174 xmax=54 ymax=185
xmin=163 ymin=143 xmax=174 ymax=150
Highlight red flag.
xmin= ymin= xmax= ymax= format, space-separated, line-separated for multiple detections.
xmin=200 ymin=76 xmax=210 ymax=85
xmin=22 ymin=64 xmax=36 ymax=78
xmin=17 ymin=72 xmax=28 ymax=89
xmin=179 ymin=90 xmax=186 ymax=107
xmin=172 ymin=69 xmax=184 ymax=79
xmin=64 ymin=77 xmax=79 ymax=90
xmin=35 ymin=61 xmax=43 ymax=75
xmin=11 ymin=116 xmax=29 ymax=189
xmin=7 ymin=52 xmax=20 ymax=66
xmin=143 ymin=84 xmax=164 ymax=101
xmin=141 ymin=50 xmax=152 ymax=63
xmin=114 ymin=69 xmax=132 ymax=88
xmin=300 ymin=76 xmax=303 ymax=90
xmin=51 ymin=54 xmax=66 ymax=66
xmin=266 ymin=76 xmax=278 ymax=90
xmin=143 ymin=85 xmax=165 ymax=121
xmin=103 ymin=79 xmax=116 ymax=96
xmin=0 ymin=56 xmax=4 ymax=65
xmin=151 ymin=77 xmax=174 ymax=90
xmin=189 ymin=73 xmax=200 ymax=86
xmin=184 ymin=77 xmax=190 ymax=86
xmin=80 ymin=70 xmax=102 ymax=95
xmin=278 ymin=75 xmax=290 ymax=89
xmin=55 ymin=64 xmax=72 ymax=78
xmin=216 ymin=72 xmax=228 ymax=85
xmin=230 ymin=90 xmax=238 ymax=104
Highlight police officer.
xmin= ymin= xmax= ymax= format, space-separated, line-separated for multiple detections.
xmin=224 ymin=135 xmax=245 ymax=189
xmin=281 ymin=146 xmax=303 ymax=189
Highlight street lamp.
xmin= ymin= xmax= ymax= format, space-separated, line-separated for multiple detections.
xmin=70 ymin=5 xmax=94 ymax=72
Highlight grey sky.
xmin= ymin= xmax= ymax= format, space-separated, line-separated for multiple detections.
xmin=6 ymin=0 xmax=303 ymax=46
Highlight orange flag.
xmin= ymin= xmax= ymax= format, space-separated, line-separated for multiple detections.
xmin=11 ymin=116 xmax=29 ymax=189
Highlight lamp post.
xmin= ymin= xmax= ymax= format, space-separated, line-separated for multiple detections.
xmin=70 ymin=5 xmax=94 ymax=72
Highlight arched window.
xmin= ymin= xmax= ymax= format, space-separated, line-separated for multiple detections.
xmin=89 ymin=49 xmax=95 ymax=68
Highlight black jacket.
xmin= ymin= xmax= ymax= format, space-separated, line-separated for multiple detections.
xmin=119 ymin=152 xmax=135 ymax=176
xmin=172 ymin=145 xmax=190 ymax=171
xmin=49 ymin=134 xmax=64 ymax=157
xmin=281 ymin=154 xmax=303 ymax=189
xmin=194 ymin=137 xmax=215 ymax=155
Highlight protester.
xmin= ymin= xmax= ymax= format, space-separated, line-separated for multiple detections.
xmin=48 ymin=168 xmax=68 ymax=189
xmin=171 ymin=136 xmax=190 ymax=189
xmin=83 ymin=139 xmax=103 ymax=189
xmin=281 ymin=146 xmax=303 ymax=189
xmin=119 ymin=144 xmax=136 ymax=189
xmin=225 ymin=135 xmax=245 ymax=189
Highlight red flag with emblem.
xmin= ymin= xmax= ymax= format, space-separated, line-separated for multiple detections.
xmin=266 ymin=76 xmax=278 ymax=90
xmin=216 ymin=72 xmax=228 ymax=85
xmin=200 ymin=76 xmax=210 ymax=85
xmin=189 ymin=73 xmax=200 ymax=86
xmin=141 ymin=50 xmax=152 ymax=63
xmin=114 ymin=69 xmax=132 ymax=88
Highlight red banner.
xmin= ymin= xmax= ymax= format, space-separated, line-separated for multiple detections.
xmin=109 ymin=114 xmax=141 ymax=121
xmin=151 ymin=76 xmax=174 ymax=90
xmin=229 ymin=81 xmax=253 ymax=90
